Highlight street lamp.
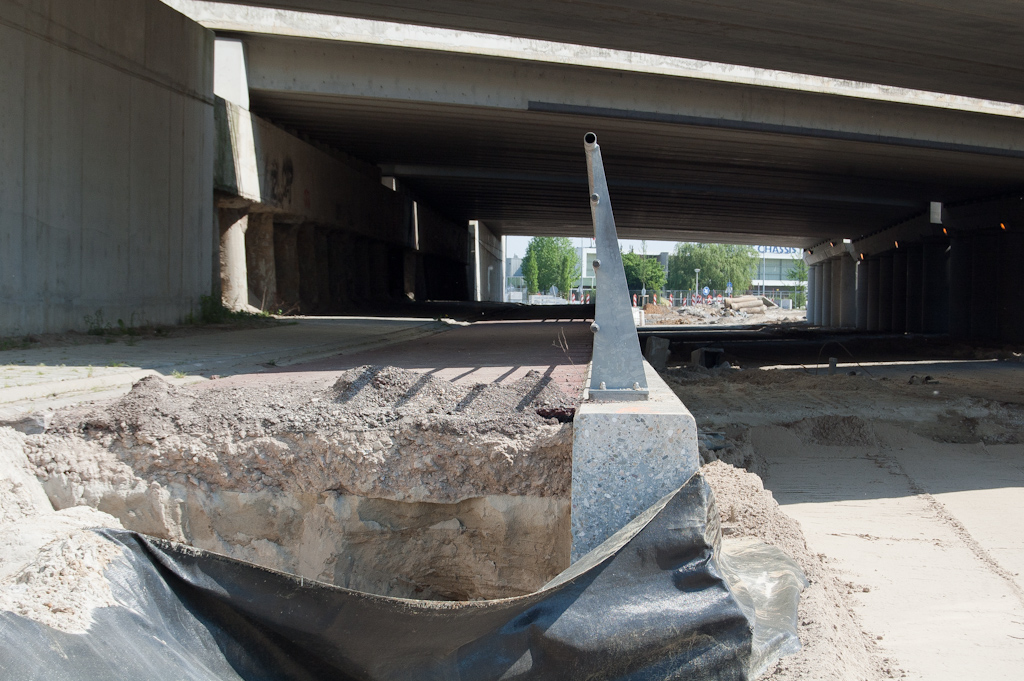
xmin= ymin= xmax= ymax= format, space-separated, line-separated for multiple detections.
xmin=694 ymin=268 xmax=700 ymax=302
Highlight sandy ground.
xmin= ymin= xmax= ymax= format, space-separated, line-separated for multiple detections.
xmin=644 ymin=304 xmax=806 ymax=327
xmin=666 ymin=357 xmax=1024 ymax=680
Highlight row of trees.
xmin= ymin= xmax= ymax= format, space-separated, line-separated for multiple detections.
xmin=518 ymin=238 xmax=807 ymax=299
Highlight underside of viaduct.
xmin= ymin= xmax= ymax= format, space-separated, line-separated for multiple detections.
xmin=2 ymin=0 xmax=1023 ymax=342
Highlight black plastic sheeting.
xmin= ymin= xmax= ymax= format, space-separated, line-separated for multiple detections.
xmin=0 ymin=473 xmax=804 ymax=680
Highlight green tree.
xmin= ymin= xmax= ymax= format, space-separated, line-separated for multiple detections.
xmin=621 ymin=250 xmax=666 ymax=291
xmin=521 ymin=237 xmax=579 ymax=296
xmin=557 ymin=253 xmax=578 ymax=299
xmin=786 ymin=259 xmax=808 ymax=308
xmin=523 ymin=255 xmax=539 ymax=294
xmin=667 ymin=243 xmax=759 ymax=293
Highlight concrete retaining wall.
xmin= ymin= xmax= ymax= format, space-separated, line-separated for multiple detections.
xmin=214 ymin=98 xmax=471 ymax=308
xmin=0 ymin=0 xmax=215 ymax=334
xmin=214 ymin=98 xmax=408 ymax=248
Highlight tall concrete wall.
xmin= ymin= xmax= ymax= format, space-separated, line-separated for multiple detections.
xmin=0 ymin=0 xmax=215 ymax=334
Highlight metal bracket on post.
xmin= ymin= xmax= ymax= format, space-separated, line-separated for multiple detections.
xmin=584 ymin=132 xmax=649 ymax=401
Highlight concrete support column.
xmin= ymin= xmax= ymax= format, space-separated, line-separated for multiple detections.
xmin=219 ymin=208 xmax=249 ymax=311
xmin=891 ymin=250 xmax=908 ymax=333
xmin=814 ymin=263 xmax=825 ymax=325
xmin=877 ymin=252 xmax=894 ymax=332
xmin=274 ymin=224 xmax=301 ymax=311
xmin=806 ymin=264 xmax=817 ymax=324
xmin=971 ymin=232 xmax=1000 ymax=342
xmin=856 ymin=260 xmax=869 ymax=331
xmin=948 ymin=234 xmax=973 ymax=340
xmin=840 ymin=256 xmax=857 ymax=328
xmin=245 ymin=212 xmax=276 ymax=311
xmin=403 ymin=250 xmax=419 ymax=300
xmin=921 ymin=240 xmax=949 ymax=333
xmin=905 ymin=245 xmax=924 ymax=333
xmin=315 ymin=228 xmax=332 ymax=312
xmin=297 ymin=224 xmax=319 ymax=312
xmin=999 ymin=230 xmax=1024 ymax=343
xmin=830 ymin=258 xmax=842 ymax=328
xmin=866 ymin=257 xmax=880 ymax=332
xmin=327 ymin=232 xmax=350 ymax=308
xmin=820 ymin=260 xmax=833 ymax=327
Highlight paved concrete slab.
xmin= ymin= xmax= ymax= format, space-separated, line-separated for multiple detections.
xmin=762 ymin=437 xmax=1024 ymax=680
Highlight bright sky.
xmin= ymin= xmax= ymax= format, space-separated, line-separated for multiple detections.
xmin=504 ymin=236 xmax=681 ymax=259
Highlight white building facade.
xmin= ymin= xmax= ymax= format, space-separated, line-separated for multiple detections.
xmin=751 ymin=245 xmax=805 ymax=297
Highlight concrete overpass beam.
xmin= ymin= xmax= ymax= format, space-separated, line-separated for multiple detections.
xmin=856 ymin=260 xmax=869 ymax=331
xmin=905 ymin=245 xmax=924 ymax=333
xmin=219 ymin=208 xmax=249 ymax=311
xmin=245 ymin=212 xmax=276 ymax=311
xmin=840 ymin=256 xmax=857 ymax=328
xmin=891 ymin=250 xmax=908 ymax=333
xmin=866 ymin=257 xmax=880 ymax=332
xmin=830 ymin=257 xmax=842 ymax=328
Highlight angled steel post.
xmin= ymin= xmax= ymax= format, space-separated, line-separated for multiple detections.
xmin=584 ymin=132 xmax=649 ymax=401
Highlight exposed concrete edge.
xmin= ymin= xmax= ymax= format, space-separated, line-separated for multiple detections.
xmin=165 ymin=1 xmax=1024 ymax=119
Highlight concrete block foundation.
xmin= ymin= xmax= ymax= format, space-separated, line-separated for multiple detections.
xmin=571 ymin=362 xmax=699 ymax=560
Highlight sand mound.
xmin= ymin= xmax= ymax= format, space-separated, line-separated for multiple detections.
xmin=0 ymin=428 xmax=125 ymax=633
xmin=704 ymin=461 xmax=887 ymax=681
xmin=0 ymin=525 xmax=123 ymax=634
xmin=799 ymin=415 xmax=875 ymax=447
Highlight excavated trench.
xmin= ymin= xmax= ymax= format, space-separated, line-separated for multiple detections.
xmin=21 ymin=367 xmax=576 ymax=600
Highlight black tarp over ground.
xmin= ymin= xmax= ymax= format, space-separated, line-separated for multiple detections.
xmin=0 ymin=474 xmax=802 ymax=680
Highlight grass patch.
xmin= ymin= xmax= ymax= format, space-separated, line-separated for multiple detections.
xmin=188 ymin=295 xmax=274 ymax=325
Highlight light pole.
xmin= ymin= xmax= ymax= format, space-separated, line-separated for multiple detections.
xmin=694 ymin=268 xmax=700 ymax=302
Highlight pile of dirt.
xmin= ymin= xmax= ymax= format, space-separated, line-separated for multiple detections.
xmin=0 ymin=526 xmax=123 ymax=634
xmin=704 ymin=461 xmax=888 ymax=680
xmin=645 ymin=305 xmax=806 ymax=327
xmin=37 ymin=366 xmax=574 ymax=503
xmin=0 ymin=427 xmax=125 ymax=633
xmin=14 ymin=367 xmax=577 ymax=600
